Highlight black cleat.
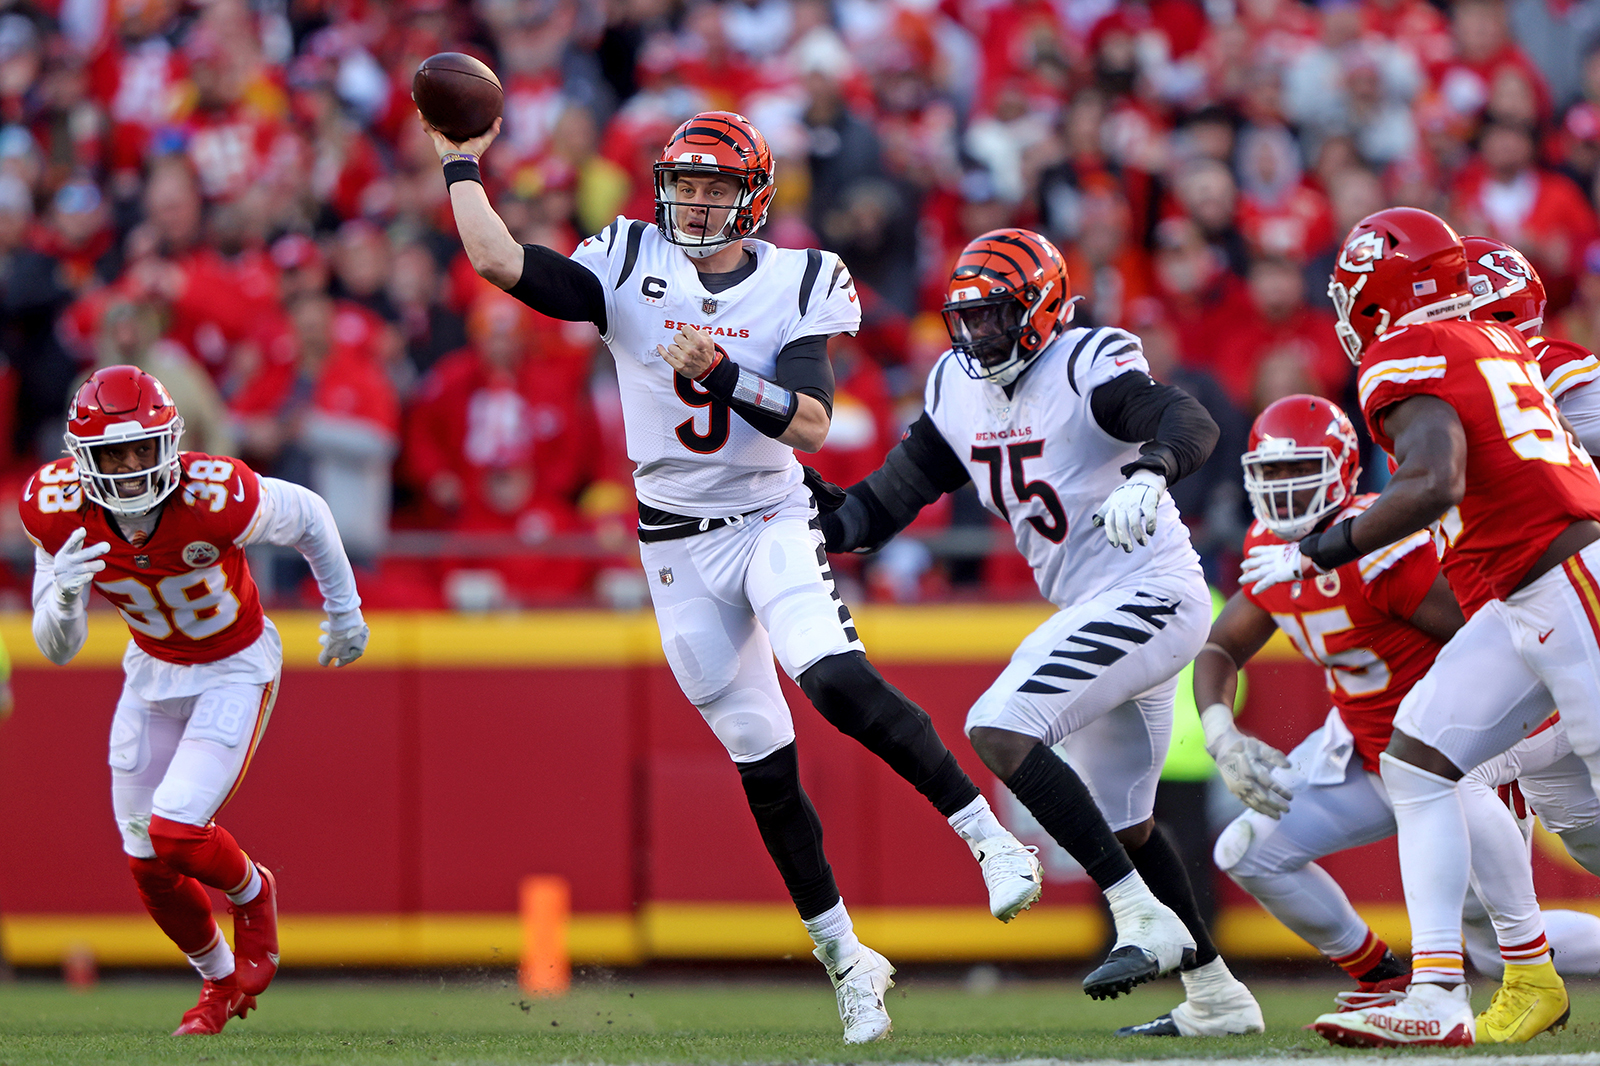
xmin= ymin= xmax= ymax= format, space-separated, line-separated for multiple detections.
xmin=1115 ymin=1013 xmax=1181 ymax=1037
xmin=1083 ymin=945 xmax=1196 ymax=1001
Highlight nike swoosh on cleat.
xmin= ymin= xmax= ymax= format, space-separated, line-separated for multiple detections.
xmin=1539 ymin=628 xmax=1554 ymax=643
xmin=762 ymin=512 xmax=777 ymax=522
xmin=834 ymin=966 xmax=854 ymax=980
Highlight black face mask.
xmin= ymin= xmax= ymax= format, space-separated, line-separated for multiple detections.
xmin=943 ymin=298 xmax=1024 ymax=368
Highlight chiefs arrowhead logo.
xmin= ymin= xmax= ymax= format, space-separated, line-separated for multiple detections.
xmin=1338 ymin=231 xmax=1387 ymax=274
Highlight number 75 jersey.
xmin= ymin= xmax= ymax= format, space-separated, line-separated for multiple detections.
xmin=1357 ymin=319 xmax=1600 ymax=616
xmin=923 ymin=325 xmax=1201 ymax=610
xmin=20 ymin=452 xmax=266 ymax=665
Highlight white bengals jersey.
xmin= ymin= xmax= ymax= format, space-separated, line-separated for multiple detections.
xmin=923 ymin=325 xmax=1201 ymax=609
xmin=571 ymin=217 xmax=861 ymax=516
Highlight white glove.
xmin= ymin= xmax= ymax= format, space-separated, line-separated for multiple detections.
xmin=1239 ymin=541 xmax=1322 ymax=594
xmin=318 ymin=611 xmax=369 ymax=667
xmin=1201 ymin=702 xmax=1292 ymax=818
xmin=53 ymin=527 xmax=109 ymax=604
xmin=1092 ymin=469 xmax=1165 ymax=552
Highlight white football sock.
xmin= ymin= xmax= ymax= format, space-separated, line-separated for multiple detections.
xmin=805 ymin=899 xmax=862 ymax=969
xmin=1381 ymin=753 xmax=1468 ymax=984
xmin=187 ymin=929 xmax=235 ymax=981
xmin=1230 ymin=864 xmax=1371 ymax=958
xmin=1460 ymin=772 xmax=1549 ymax=964
xmin=225 ymin=863 xmax=261 ymax=907
xmin=947 ymin=794 xmax=1008 ymax=857
xmin=1102 ymin=869 xmax=1159 ymax=929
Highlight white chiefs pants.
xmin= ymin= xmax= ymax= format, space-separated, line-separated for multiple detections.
xmin=965 ymin=565 xmax=1211 ymax=830
xmin=1395 ymin=540 xmax=1600 ymax=792
xmin=641 ymin=486 xmax=864 ymax=764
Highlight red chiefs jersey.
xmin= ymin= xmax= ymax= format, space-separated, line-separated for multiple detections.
xmin=1532 ymin=335 xmax=1600 ymax=402
xmin=1357 ymin=319 xmax=1600 ymax=616
xmin=1243 ymin=497 xmax=1443 ymax=771
xmin=19 ymin=453 xmax=266 ymax=666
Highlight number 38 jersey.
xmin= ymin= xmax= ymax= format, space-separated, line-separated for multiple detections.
xmin=20 ymin=452 xmax=266 ymax=665
xmin=1358 ymin=319 xmax=1600 ymax=616
xmin=923 ymin=325 xmax=1201 ymax=610
xmin=1242 ymin=496 xmax=1443 ymax=771
xmin=571 ymin=217 xmax=860 ymax=517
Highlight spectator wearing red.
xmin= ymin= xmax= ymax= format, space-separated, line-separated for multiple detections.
xmin=1235 ymin=123 xmax=1335 ymax=262
xmin=1059 ymin=184 xmax=1153 ymax=329
xmin=1360 ymin=0 xmax=1454 ymax=69
xmin=87 ymin=0 xmax=190 ymax=178
xmin=1428 ymin=0 xmax=1551 ymax=127
xmin=36 ymin=179 xmax=117 ymax=292
xmin=805 ymin=335 xmax=894 ymax=492
xmin=172 ymin=22 xmax=296 ymax=203
xmin=402 ymin=290 xmax=599 ymax=599
xmin=1151 ymin=215 xmax=1251 ymax=370
xmin=1210 ymin=253 xmax=1348 ymax=414
xmin=232 ymin=291 xmax=398 ymax=562
xmin=1452 ymin=117 xmax=1600 ymax=305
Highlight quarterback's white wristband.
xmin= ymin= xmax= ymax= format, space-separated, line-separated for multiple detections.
xmin=1200 ymin=702 xmax=1238 ymax=755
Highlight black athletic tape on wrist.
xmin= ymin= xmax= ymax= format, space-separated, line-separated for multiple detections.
xmin=696 ymin=344 xmax=798 ymax=433
xmin=442 ymin=155 xmax=482 ymax=187
xmin=1299 ymin=516 xmax=1362 ymax=572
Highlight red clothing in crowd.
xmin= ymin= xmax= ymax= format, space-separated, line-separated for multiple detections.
xmin=1452 ymin=163 xmax=1600 ymax=290
xmin=1210 ymin=304 xmax=1349 ymax=412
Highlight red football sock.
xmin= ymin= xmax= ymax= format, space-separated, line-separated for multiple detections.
xmin=1331 ymin=930 xmax=1391 ymax=981
xmin=128 ymin=855 xmax=220 ymax=956
xmin=148 ymin=816 xmax=252 ymax=895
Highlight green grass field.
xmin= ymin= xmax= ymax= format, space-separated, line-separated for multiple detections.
xmin=3 ymin=972 xmax=1600 ymax=1065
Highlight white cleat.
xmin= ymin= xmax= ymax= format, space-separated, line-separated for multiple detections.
xmin=1115 ymin=957 xmax=1265 ymax=1037
xmin=976 ymin=835 xmax=1042 ymax=922
xmin=1311 ymin=982 xmax=1475 ymax=1048
xmin=1084 ymin=898 xmax=1195 ymax=1000
xmin=816 ymin=944 xmax=895 ymax=1044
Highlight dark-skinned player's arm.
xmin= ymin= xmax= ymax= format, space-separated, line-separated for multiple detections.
xmin=1405 ymin=574 xmax=1467 ymax=644
xmin=1193 ymin=592 xmax=1294 ymax=818
xmin=1240 ymin=394 xmax=1466 ymax=593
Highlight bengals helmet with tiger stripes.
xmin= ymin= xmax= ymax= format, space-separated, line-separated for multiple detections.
xmin=942 ymin=228 xmax=1073 ymax=386
xmin=654 ymin=111 xmax=776 ymax=258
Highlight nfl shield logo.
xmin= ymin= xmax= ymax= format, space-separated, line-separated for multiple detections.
xmin=701 ymin=297 xmax=718 ymax=316
xmin=134 ymin=554 xmax=150 ymax=569
xmin=659 ymin=567 xmax=674 ymax=586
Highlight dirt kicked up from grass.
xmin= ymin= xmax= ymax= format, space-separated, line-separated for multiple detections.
xmin=2 ymin=972 xmax=1599 ymax=1065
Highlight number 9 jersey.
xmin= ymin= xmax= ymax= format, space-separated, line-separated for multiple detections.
xmin=20 ymin=452 xmax=266 ymax=665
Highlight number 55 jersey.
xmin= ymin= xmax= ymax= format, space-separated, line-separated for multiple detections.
xmin=922 ymin=325 xmax=1201 ymax=609
xmin=1357 ymin=319 xmax=1600 ymax=616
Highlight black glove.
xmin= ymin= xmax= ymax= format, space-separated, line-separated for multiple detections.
xmin=801 ymin=465 xmax=847 ymax=513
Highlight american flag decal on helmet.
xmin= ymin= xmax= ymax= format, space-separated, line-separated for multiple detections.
xmin=1413 ymin=279 xmax=1437 ymax=295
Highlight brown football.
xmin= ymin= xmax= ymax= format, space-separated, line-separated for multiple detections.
xmin=412 ymin=52 xmax=503 ymax=143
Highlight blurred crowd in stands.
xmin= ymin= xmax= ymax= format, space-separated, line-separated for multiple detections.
xmin=2 ymin=0 xmax=1599 ymax=608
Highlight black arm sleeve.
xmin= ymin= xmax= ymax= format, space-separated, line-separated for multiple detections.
xmin=774 ymin=334 xmax=835 ymax=415
xmin=506 ymin=244 xmax=607 ymax=333
xmin=1089 ymin=370 xmax=1220 ymax=485
xmin=828 ymin=413 xmax=971 ymax=552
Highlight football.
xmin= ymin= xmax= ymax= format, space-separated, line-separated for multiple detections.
xmin=412 ymin=52 xmax=503 ymax=143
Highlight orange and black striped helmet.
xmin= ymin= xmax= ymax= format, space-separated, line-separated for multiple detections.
xmin=942 ymin=228 xmax=1073 ymax=386
xmin=654 ymin=111 xmax=775 ymax=258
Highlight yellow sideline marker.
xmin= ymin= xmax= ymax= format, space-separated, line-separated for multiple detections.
xmin=519 ymin=876 xmax=570 ymax=996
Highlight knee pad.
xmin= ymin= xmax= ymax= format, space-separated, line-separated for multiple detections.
xmin=703 ymin=688 xmax=792 ymax=763
xmin=798 ymin=651 xmax=930 ymax=739
xmin=1560 ymin=822 xmax=1600 ymax=877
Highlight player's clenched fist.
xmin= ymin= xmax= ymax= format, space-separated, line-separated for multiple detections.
xmin=318 ymin=610 xmax=369 ymax=667
xmin=657 ymin=324 xmax=719 ymax=379
xmin=53 ymin=527 xmax=109 ymax=603
xmin=1092 ymin=470 xmax=1165 ymax=551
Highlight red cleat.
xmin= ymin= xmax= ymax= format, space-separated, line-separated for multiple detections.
xmin=1335 ymin=971 xmax=1413 ymax=1012
xmin=172 ymin=974 xmax=256 ymax=1035
xmin=230 ymin=864 xmax=279 ymax=996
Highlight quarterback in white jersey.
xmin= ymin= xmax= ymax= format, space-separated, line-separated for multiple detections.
xmin=430 ymin=109 xmax=1045 ymax=1043
xmin=822 ymin=228 xmax=1260 ymax=1033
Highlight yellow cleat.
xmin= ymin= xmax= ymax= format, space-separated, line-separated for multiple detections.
xmin=1475 ymin=959 xmax=1570 ymax=1044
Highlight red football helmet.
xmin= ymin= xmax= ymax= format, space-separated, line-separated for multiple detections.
xmin=1329 ymin=207 xmax=1473 ymax=365
xmin=942 ymin=228 xmax=1074 ymax=387
xmin=1464 ymin=235 xmax=1547 ymax=335
xmin=1242 ymin=394 xmax=1362 ymax=541
xmin=654 ymin=111 xmax=775 ymax=258
xmin=64 ymin=365 xmax=184 ymax=516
